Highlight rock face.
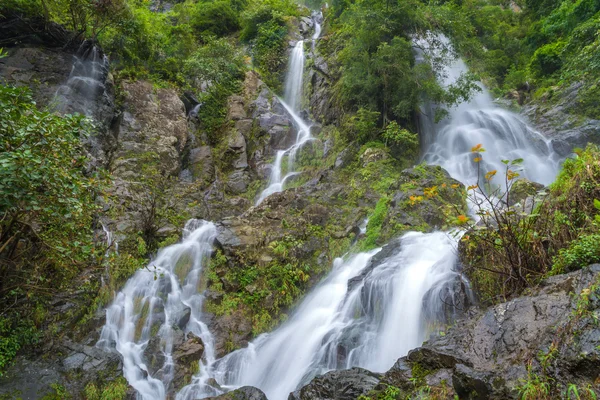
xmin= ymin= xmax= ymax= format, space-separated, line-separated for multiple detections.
xmin=0 ymin=337 xmax=123 ymax=398
xmin=0 ymin=44 xmax=117 ymax=163
xmin=293 ymin=264 xmax=600 ymax=400
xmin=308 ymin=53 xmax=337 ymax=125
xmin=113 ymin=80 xmax=187 ymax=178
xmin=523 ymin=83 xmax=600 ymax=156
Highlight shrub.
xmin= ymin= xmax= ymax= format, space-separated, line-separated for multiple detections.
xmin=381 ymin=121 xmax=419 ymax=160
xmin=344 ymin=108 xmax=380 ymax=144
xmin=184 ymin=37 xmax=246 ymax=142
xmin=0 ymin=85 xmax=102 ymax=373
xmin=529 ymin=41 xmax=565 ymax=77
xmin=459 ymin=144 xmax=600 ymax=303
xmin=189 ymin=0 xmax=240 ymax=37
xmin=252 ymin=18 xmax=289 ymax=89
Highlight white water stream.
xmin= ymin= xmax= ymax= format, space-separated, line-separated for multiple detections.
xmin=100 ymin=24 xmax=563 ymax=400
xmin=97 ymin=221 xmax=217 ymax=399
xmin=55 ymin=41 xmax=109 ymax=117
xmin=255 ymin=12 xmax=322 ymax=205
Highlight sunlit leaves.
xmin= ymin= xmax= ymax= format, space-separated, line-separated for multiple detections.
xmin=485 ymin=170 xmax=497 ymax=180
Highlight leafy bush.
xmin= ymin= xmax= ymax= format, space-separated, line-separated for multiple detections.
xmin=529 ymin=41 xmax=565 ymax=77
xmin=0 ymin=85 xmax=102 ymax=372
xmin=381 ymin=121 xmax=419 ymax=160
xmin=552 ymin=233 xmax=600 ymax=274
xmin=252 ymin=18 xmax=289 ymax=89
xmin=189 ymin=0 xmax=240 ymax=37
xmin=0 ymin=316 xmax=37 ymax=376
xmin=459 ymin=145 xmax=600 ymax=303
xmin=344 ymin=108 xmax=380 ymax=144
xmin=184 ymin=37 xmax=246 ymax=143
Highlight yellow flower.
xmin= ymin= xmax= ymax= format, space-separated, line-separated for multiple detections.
xmin=457 ymin=215 xmax=469 ymax=224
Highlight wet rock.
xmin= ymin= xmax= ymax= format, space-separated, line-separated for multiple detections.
xmin=172 ymin=333 xmax=205 ymax=390
xmin=189 ymin=146 xmax=215 ymax=185
xmin=227 ymin=131 xmax=249 ymax=170
xmin=507 ymin=178 xmax=544 ymax=206
xmin=236 ymin=119 xmax=254 ymax=137
xmin=380 ymin=165 xmax=466 ymax=242
xmin=452 ymin=363 xmax=509 ymax=400
xmin=308 ymin=55 xmax=337 ymax=125
xmin=226 ymin=170 xmax=251 ymax=194
xmin=206 ymin=386 xmax=268 ymax=400
xmin=407 ymin=346 xmax=472 ymax=370
xmin=174 ymin=306 xmax=192 ymax=330
xmin=522 ymin=83 xmax=600 ymax=155
xmin=360 ymin=147 xmax=388 ymax=166
xmin=334 ymin=145 xmax=357 ymax=169
xmin=113 ymin=80 xmax=187 ymax=178
xmin=290 ymin=368 xmax=381 ymax=400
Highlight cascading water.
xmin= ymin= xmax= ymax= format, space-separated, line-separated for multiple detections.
xmin=176 ymin=38 xmax=563 ymax=400
xmin=105 ymin=23 xmax=562 ymax=399
xmin=255 ymin=13 xmax=323 ymax=205
xmin=178 ymin=232 xmax=459 ymax=400
xmin=421 ymin=52 xmax=560 ymax=187
xmin=54 ymin=40 xmax=110 ymax=118
xmin=98 ymin=220 xmax=217 ymax=399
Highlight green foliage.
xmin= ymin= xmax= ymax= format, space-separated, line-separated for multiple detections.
xmin=0 ymin=316 xmax=37 ymax=376
xmin=362 ymin=196 xmax=389 ymax=250
xmin=325 ymin=0 xmax=479 ymax=150
xmin=0 ymin=83 xmax=103 ymax=305
xmin=344 ymin=108 xmax=380 ymax=144
xmin=459 ymin=145 xmax=600 ymax=303
xmin=41 ymin=383 xmax=70 ymax=400
xmin=529 ymin=41 xmax=565 ymax=77
xmin=252 ymin=18 xmax=289 ymax=90
xmin=184 ymin=37 xmax=246 ymax=142
xmin=552 ymin=234 xmax=600 ymax=274
xmin=189 ymin=0 xmax=240 ymax=37
xmin=83 ymin=377 xmax=128 ymax=400
xmin=381 ymin=121 xmax=419 ymax=160
xmin=517 ymin=365 xmax=551 ymax=400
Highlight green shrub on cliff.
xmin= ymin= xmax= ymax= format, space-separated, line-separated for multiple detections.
xmin=0 ymin=84 xmax=103 ymax=374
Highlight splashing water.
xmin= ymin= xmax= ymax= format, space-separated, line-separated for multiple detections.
xmin=178 ymin=232 xmax=460 ymax=400
xmin=98 ymin=220 xmax=217 ymax=399
xmin=105 ymin=28 xmax=563 ymax=400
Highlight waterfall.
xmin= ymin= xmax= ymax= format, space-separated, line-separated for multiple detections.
xmin=283 ymin=41 xmax=306 ymax=112
xmin=181 ymin=232 xmax=459 ymax=400
xmin=104 ymin=22 xmax=562 ymax=399
xmin=176 ymin=40 xmax=562 ymax=400
xmin=97 ymin=220 xmax=217 ymax=400
xmin=420 ymin=45 xmax=560 ymax=187
xmin=256 ymin=12 xmax=323 ymax=205
xmin=54 ymin=40 xmax=109 ymax=119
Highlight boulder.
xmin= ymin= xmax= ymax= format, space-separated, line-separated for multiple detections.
xmin=189 ymin=146 xmax=216 ymax=185
xmin=205 ymin=386 xmax=268 ymax=400
xmin=289 ymin=368 xmax=381 ymax=400
xmin=379 ymin=165 xmax=466 ymax=243
xmin=507 ymin=178 xmax=544 ymax=206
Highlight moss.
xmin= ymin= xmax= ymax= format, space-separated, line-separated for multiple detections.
xmin=361 ymin=196 xmax=390 ymax=250
xmin=410 ymin=362 xmax=433 ymax=387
